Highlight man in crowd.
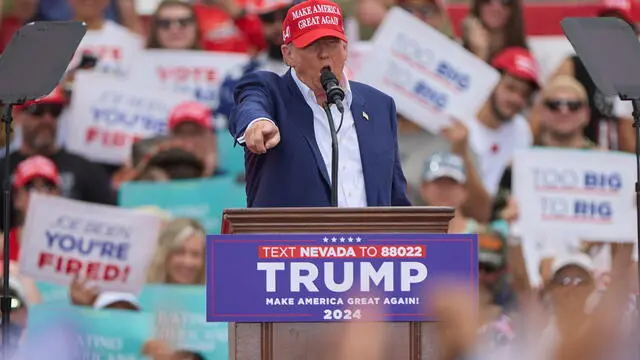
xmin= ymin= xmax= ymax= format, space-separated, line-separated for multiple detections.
xmin=217 ymin=0 xmax=292 ymax=123
xmin=230 ymin=0 xmax=410 ymax=207
xmin=493 ymin=76 xmax=597 ymax=284
xmin=543 ymin=0 xmax=637 ymax=152
xmin=0 ymin=88 xmax=114 ymax=232
xmin=2 ymin=156 xmax=62 ymax=263
xmin=465 ymin=46 xmax=538 ymax=198
xmin=167 ymin=101 xmax=222 ymax=177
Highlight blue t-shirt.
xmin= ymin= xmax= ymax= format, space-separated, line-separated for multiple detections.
xmin=36 ymin=0 xmax=119 ymax=22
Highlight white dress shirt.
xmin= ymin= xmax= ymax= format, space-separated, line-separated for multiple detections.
xmin=239 ymin=69 xmax=367 ymax=207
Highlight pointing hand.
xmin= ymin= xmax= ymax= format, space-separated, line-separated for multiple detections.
xmin=244 ymin=120 xmax=281 ymax=155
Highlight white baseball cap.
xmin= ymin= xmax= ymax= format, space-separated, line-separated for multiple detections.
xmin=93 ymin=292 xmax=141 ymax=310
xmin=422 ymin=152 xmax=466 ymax=183
xmin=551 ymin=253 xmax=595 ymax=276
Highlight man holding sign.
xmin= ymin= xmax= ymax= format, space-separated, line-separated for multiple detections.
xmin=229 ymin=0 xmax=410 ymax=207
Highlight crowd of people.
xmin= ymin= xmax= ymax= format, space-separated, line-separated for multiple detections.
xmin=0 ymin=0 xmax=639 ymax=358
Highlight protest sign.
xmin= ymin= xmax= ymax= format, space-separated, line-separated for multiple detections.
xmin=68 ymin=23 xmax=144 ymax=77
xmin=24 ymin=305 xmax=152 ymax=360
xmin=128 ymin=50 xmax=249 ymax=112
xmin=139 ymin=285 xmax=228 ymax=359
xmin=36 ymin=281 xmax=70 ymax=307
xmin=119 ymin=176 xmax=246 ymax=234
xmin=346 ymin=42 xmax=373 ymax=78
xmin=206 ymin=233 xmax=477 ymax=322
xmin=61 ymin=71 xmax=193 ymax=164
xmin=355 ymin=7 xmax=499 ymax=133
xmin=513 ymin=147 xmax=637 ymax=242
xmin=20 ymin=193 xmax=160 ymax=293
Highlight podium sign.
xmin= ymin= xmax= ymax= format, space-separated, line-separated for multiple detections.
xmin=206 ymin=233 xmax=477 ymax=323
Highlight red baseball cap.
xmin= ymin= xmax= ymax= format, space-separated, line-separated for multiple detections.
xmin=168 ymin=101 xmax=213 ymax=131
xmin=282 ymin=0 xmax=347 ymax=48
xmin=598 ymin=0 xmax=636 ymax=26
xmin=491 ymin=47 xmax=540 ymax=89
xmin=13 ymin=86 xmax=67 ymax=113
xmin=13 ymin=156 xmax=61 ymax=188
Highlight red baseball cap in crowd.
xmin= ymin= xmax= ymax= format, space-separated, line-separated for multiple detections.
xmin=167 ymin=101 xmax=213 ymax=131
xmin=597 ymin=0 xmax=635 ymax=26
xmin=13 ymin=86 xmax=67 ymax=113
xmin=282 ymin=0 xmax=347 ymax=48
xmin=13 ymin=156 xmax=61 ymax=188
xmin=491 ymin=47 xmax=540 ymax=89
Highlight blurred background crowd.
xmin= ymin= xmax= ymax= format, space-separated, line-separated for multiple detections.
xmin=0 ymin=0 xmax=640 ymax=358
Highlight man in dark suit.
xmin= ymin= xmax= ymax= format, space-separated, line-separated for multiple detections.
xmin=229 ymin=0 xmax=411 ymax=208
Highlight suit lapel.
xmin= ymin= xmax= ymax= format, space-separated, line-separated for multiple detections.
xmin=350 ymin=85 xmax=378 ymax=206
xmin=284 ymin=71 xmax=331 ymax=187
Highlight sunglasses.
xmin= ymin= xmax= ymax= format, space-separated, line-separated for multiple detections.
xmin=544 ymin=99 xmax=585 ymax=112
xmin=479 ymin=262 xmax=500 ymax=273
xmin=552 ymin=276 xmax=590 ymax=287
xmin=23 ymin=103 xmax=64 ymax=118
xmin=24 ymin=179 xmax=58 ymax=193
xmin=156 ymin=17 xmax=195 ymax=29
xmin=259 ymin=7 xmax=290 ymax=23
xmin=481 ymin=0 xmax=512 ymax=6
xmin=0 ymin=298 xmax=23 ymax=316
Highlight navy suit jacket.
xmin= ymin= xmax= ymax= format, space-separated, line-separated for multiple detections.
xmin=229 ymin=69 xmax=411 ymax=208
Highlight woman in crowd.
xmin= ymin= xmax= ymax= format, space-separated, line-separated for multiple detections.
xmin=147 ymin=0 xmax=201 ymax=50
xmin=461 ymin=0 xmax=527 ymax=62
xmin=147 ymin=218 xmax=206 ymax=285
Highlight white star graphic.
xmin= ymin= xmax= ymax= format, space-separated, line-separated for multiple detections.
xmin=323 ymin=237 xmax=329 ymax=243
xmin=331 ymin=237 xmax=337 ymax=243
xmin=340 ymin=237 xmax=345 ymax=242
xmin=347 ymin=237 xmax=353 ymax=242
xmin=356 ymin=237 xmax=362 ymax=242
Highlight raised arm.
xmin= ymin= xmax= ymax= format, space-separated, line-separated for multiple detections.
xmin=229 ymin=71 xmax=280 ymax=154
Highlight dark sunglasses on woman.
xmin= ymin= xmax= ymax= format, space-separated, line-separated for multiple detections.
xmin=544 ymin=99 xmax=585 ymax=112
xmin=156 ymin=16 xmax=195 ymax=29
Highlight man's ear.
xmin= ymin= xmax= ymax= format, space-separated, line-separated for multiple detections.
xmin=281 ymin=44 xmax=294 ymax=67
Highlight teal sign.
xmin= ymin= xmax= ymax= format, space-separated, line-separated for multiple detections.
xmin=139 ymin=285 xmax=229 ymax=359
xmin=119 ymin=176 xmax=246 ymax=233
xmin=31 ymin=283 xmax=229 ymax=360
xmin=24 ymin=306 xmax=153 ymax=359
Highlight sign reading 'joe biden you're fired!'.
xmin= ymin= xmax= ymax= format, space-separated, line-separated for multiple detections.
xmin=206 ymin=233 xmax=478 ymax=323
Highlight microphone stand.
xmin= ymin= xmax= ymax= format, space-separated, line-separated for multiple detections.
xmin=1 ymin=104 xmax=12 ymax=356
xmin=632 ymin=100 xmax=640 ymax=316
xmin=323 ymin=103 xmax=339 ymax=207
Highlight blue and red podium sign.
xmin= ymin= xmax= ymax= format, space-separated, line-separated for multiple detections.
xmin=206 ymin=233 xmax=477 ymax=323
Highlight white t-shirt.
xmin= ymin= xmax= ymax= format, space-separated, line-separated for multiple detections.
xmin=465 ymin=114 xmax=533 ymax=196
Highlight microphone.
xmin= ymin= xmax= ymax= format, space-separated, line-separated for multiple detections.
xmin=320 ymin=67 xmax=345 ymax=113
xmin=319 ymin=67 xmax=342 ymax=207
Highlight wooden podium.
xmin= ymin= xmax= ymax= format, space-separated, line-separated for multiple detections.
xmin=222 ymin=206 xmax=454 ymax=360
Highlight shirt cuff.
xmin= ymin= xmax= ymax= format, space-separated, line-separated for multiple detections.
xmin=237 ymin=118 xmax=276 ymax=144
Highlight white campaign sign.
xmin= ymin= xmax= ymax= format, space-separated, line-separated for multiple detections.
xmin=62 ymin=71 xmax=193 ymax=165
xmin=128 ymin=50 xmax=249 ymax=111
xmin=68 ymin=22 xmax=144 ymax=77
xmin=19 ymin=193 xmax=161 ymax=293
xmin=355 ymin=7 xmax=499 ymax=133
xmin=346 ymin=42 xmax=373 ymax=79
xmin=512 ymin=148 xmax=637 ymax=242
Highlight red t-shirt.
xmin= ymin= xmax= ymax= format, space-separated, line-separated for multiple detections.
xmin=0 ymin=17 xmax=22 ymax=53
xmin=194 ymin=4 xmax=266 ymax=53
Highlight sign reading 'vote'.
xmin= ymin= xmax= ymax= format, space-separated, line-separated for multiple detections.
xmin=206 ymin=233 xmax=477 ymax=323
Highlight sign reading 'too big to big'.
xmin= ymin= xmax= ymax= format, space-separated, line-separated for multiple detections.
xmin=513 ymin=148 xmax=636 ymax=243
